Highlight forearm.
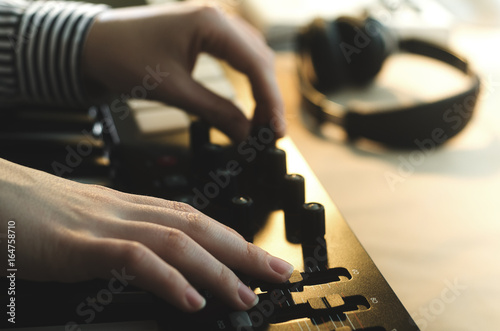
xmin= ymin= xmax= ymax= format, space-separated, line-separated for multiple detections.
xmin=0 ymin=0 xmax=108 ymax=107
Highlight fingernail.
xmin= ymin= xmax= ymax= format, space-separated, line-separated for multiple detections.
xmin=186 ymin=287 xmax=206 ymax=311
xmin=269 ymin=256 xmax=294 ymax=280
xmin=238 ymin=281 xmax=259 ymax=308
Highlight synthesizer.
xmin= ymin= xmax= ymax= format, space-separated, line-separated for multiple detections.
xmin=0 ymin=101 xmax=418 ymax=331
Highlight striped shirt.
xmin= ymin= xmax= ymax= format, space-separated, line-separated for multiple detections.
xmin=0 ymin=0 xmax=108 ymax=107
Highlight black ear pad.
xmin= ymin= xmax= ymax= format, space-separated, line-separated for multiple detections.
xmin=297 ymin=18 xmax=343 ymax=91
xmin=332 ymin=17 xmax=391 ymax=86
xmin=300 ymin=17 xmax=392 ymax=91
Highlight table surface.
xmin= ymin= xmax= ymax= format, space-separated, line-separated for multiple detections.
xmin=264 ymin=25 xmax=500 ymax=331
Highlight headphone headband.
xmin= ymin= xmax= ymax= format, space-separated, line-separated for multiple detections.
xmin=297 ymin=18 xmax=481 ymax=148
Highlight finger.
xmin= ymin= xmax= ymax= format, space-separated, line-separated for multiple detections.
xmin=76 ymin=236 xmax=206 ymax=312
xmin=154 ymin=68 xmax=251 ymax=141
xmin=118 ymin=202 xmax=294 ymax=284
xmin=196 ymin=9 xmax=286 ymax=137
xmin=229 ymin=16 xmax=286 ymax=133
xmin=96 ymin=190 xmax=245 ymax=239
xmin=105 ymin=221 xmax=260 ymax=310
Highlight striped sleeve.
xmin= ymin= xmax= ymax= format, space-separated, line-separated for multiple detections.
xmin=0 ymin=0 xmax=108 ymax=107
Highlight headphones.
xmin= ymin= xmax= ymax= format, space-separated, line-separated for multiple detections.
xmin=296 ymin=16 xmax=481 ymax=148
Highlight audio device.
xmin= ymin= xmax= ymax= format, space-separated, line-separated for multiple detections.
xmin=296 ymin=16 xmax=481 ymax=148
xmin=0 ymin=102 xmax=419 ymax=330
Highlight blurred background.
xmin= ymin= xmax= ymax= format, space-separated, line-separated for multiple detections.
xmin=79 ymin=0 xmax=500 ymax=329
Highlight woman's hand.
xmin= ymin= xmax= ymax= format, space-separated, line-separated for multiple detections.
xmin=0 ymin=159 xmax=293 ymax=312
xmin=82 ymin=2 xmax=285 ymax=142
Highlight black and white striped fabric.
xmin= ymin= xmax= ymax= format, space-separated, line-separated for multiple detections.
xmin=0 ymin=0 xmax=108 ymax=106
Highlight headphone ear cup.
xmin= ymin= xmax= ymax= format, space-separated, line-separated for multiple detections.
xmin=298 ymin=18 xmax=346 ymax=91
xmin=332 ymin=16 xmax=391 ymax=86
xmin=298 ymin=16 xmax=395 ymax=91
